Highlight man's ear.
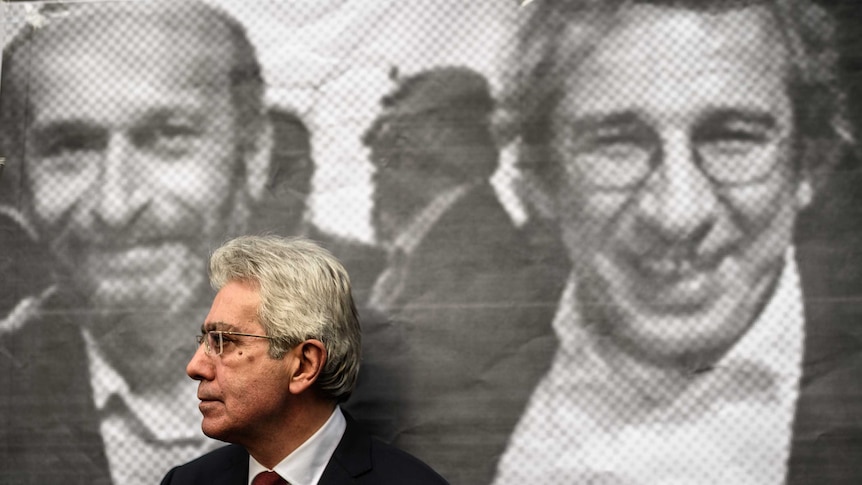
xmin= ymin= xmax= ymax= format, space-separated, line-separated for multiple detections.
xmin=287 ymin=339 xmax=327 ymax=396
xmin=242 ymin=117 xmax=274 ymax=204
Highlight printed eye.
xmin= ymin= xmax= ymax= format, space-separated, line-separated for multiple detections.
xmin=695 ymin=118 xmax=782 ymax=184
xmin=587 ymin=135 xmax=649 ymax=160
xmin=43 ymin=133 xmax=105 ymax=157
xmin=131 ymin=118 xmax=202 ymax=157
xmin=695 ymin=115 xmax=776 ymax=157
xmin=700 ymin=129 xmax=768 ymax=156
xmin=31 ymin=126 xmax=107 ymax=174
xmin=573 ymin=125 xmax=654 ymax=167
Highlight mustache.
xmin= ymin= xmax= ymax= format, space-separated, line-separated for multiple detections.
xmin=48 ymin=200 xmax=205 ymax=251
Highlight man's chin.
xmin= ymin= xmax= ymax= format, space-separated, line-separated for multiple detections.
xmin=200 ymin=417 xmax=234 ymax=443
xmin=611 ymin=301 xmax=752 ymax=368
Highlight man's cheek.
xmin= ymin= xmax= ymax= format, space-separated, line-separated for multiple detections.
xmin=30 ymin=171 xmax=97 ymax=222
xmin=33 ymin=188 xmax=81 ymax=225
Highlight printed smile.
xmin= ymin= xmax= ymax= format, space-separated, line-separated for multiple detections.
xmin=625 ymin=251 xmax=726 ymax=310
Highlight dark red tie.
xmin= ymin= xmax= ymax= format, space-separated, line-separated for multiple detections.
xmin=252 ymin=471 xmax=287 ymax=485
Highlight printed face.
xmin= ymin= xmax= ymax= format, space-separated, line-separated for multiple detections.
xmin=22 ymin=18 xmax=245 ymax=319
xmin=369 ymin=117 xmax=437 ymax=244
xmin=370 ymin=113 xmax=476 ymax=245
xmin=188 ymin=280 xmax=295 ymax=444
xmin=549 ymin=5 xmax=812 ymax=365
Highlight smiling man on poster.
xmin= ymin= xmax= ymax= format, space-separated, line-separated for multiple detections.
xmin=0 ymin=2 xmax=274 ymax=483
xmin=493 ymin=0 xmax=862 ymax=483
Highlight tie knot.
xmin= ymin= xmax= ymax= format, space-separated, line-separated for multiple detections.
xmin=252 ymin=471 xmax=287 ymax=485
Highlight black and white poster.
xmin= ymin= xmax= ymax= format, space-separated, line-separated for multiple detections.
xmin=0 ymin=1 xmax=860 ymax=484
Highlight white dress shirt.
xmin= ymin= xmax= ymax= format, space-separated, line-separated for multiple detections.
xmin=247 ymin=406 xmax=347 ymax=485
xmin=494 ymin=249 xmax=805 ymax=485
xmin=84 ymin=329 xmax=221 ymax=485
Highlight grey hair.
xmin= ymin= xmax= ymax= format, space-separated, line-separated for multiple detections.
xmin=209 ymin=235 xmax=361 ymax=403
xmin=497 ymin=0 xmax=852 ymax=194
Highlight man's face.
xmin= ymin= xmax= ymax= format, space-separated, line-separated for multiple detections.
xmin=370 ymin=117 xmax=437 ymax=244
xmin=370 ymin=113 xmax=472 ymax=245
xmin=550 ymin=5 xmax=812 ymax=365
xmin=21 ymin=17 xmax=243 ymax=317
xmin=188 ymin=280 xmax=294 ymax=445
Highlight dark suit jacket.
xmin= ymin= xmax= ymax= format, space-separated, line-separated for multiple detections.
xmin=160 ymin=413 xmax=448 ymax=485
xmin=0 ymin=293 xmax=111 ymax=485
xmin=0 ymin=207 xmax=52 ymax=318
xmin=352 ymin=184 xmax=568 ymax=485
xmin=786 ymin=201 xmax=862 ymax=485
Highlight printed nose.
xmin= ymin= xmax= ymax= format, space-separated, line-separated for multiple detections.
xmin=93 ymin=133 xmax=147 ymax=228
xmin=636 ymin=132 xmax=719 ymax=244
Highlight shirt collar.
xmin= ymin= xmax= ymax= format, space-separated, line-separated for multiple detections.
xmin=82 ymin=328 xmax=204 ymax=442
xmin=388 ymin=182 xmax=474 ymax=258
xmin=554 ymin=247 xmax=804 ymax=404
xmin=248 ymin=406 xmax=347 ymax=485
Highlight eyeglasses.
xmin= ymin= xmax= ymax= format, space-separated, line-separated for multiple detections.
xmin=196 ymin=330 xmax=274 ymax=356
xmin=557 ymin=118 xmax=786 ymax=190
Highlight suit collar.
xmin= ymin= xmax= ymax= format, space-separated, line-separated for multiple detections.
xmin=217 ymin=445 xmax=251 ymax=485
xmin=319 ymin=413 xmax=373 ymax=483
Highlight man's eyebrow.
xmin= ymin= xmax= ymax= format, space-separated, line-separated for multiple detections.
xmin=202 ymin=321 xmax=239 ymax=332
xmin=30 ymin=120 xmax=104 ymax=141
xmin=135 ymin=107 xmax=207 ymax=126
xmin=562 ymin=111 xmax=644 ymax=134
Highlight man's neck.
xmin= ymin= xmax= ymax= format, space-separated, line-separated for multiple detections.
xmin=246 ymin=400 xmax=337 ymax=469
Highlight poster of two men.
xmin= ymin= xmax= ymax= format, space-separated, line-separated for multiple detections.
xmin=0 ymin=1 xmax=861 ymax=484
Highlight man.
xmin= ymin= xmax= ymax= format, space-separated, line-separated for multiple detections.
xmin=0 ymin=2 xmax=273 ymax=483
xmin=361 ymin=66 xmax=566 ymax=484
xmin=247 ymin=107 xmax=386 ymax=301
xmin=493 ymin=0 xmax=862 ymax=484
xmin=161 ymin=235 xmax=447 ymax=485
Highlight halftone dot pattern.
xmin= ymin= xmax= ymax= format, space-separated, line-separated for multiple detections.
xmin=0 ymin=1 xmax=858 ymax=485
xmin=494 ymin=256 xmax=805 ymax=484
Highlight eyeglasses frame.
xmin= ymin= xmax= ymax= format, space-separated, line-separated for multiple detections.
xmin=196 ymin=330 xmax=274 ymax=356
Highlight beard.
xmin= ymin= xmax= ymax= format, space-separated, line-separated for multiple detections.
xmin=40 ymin=190 xmax=254 ymax=392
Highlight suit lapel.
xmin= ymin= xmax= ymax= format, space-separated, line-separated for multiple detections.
xmin=216 ymin=445 xmax=251 ymax=485
xmin=787 ymin=243 xmax=862 ymax=484
xmin=318 ymin=414 xmax=372 ymax=484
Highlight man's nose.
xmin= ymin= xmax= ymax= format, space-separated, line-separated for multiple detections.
xmin=635 ymin=132 xmax=719 ymax=243
xmin=93 ymin=133 xmax=147 ymax=227
xmin=187 ymin=342 xmax=214 ymax=381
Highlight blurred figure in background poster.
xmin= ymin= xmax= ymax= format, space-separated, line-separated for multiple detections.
xmin=245 ymin=107 xmax=393 ymax=443
xmin=0 ymin=206 xmax=51 ymax=325
xmin=248 ymin=106 xmax=386 ymax=301
xmin=248 ymin=108 xmax=314 ymax=244
xmin=0 ymin=2 xmax=273 ymax=483
xmin=493 ymin=0 xmax=862 ymax=484
xmin=361 ymin=66 xmax=566 ymax=484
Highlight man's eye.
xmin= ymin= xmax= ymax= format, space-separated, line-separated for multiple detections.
xmin=133 ymin=123 xmax=200 ymax=156
xmin=698 ymin=130 xmax=768 ymax=156
xmin=35 ymin=130 xmax=106 ymax=158
xmin=577 ymin=132 xmax=651 ymax=161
